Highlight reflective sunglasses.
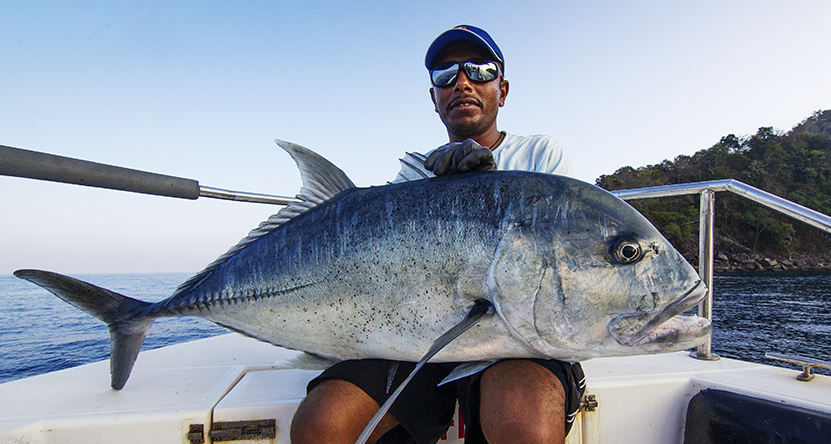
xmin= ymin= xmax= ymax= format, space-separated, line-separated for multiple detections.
xmin=430 ymin=60 xmax=502 ymax=87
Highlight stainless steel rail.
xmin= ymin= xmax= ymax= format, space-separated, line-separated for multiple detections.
xmin=611 ymin=179 xmax=831 ymax=360
xmin=199 ymin=186 xmax=301 ymax=205
xmin=612 ymin=179 xmax=831 ymax=234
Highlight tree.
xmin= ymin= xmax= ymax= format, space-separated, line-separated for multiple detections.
xmin=595 ymin=110 xmax=831 ymax=260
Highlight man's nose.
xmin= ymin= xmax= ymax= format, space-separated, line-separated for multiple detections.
xmin=453 ymin=69 xmax=474 ymax=91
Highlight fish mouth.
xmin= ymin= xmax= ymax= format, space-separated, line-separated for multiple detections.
xmin=609 ymin=280 xmax=711 ymax=347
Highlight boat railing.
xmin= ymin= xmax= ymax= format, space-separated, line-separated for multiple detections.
xmin=610 ymin=179 xmax=831 ymax=360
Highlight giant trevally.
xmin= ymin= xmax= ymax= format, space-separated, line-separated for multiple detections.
xmin=15 ymin=141 xmax=711 ymax=390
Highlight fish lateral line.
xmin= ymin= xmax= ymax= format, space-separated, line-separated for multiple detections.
xmin=156 ymin=279 xmax=325 ymax=314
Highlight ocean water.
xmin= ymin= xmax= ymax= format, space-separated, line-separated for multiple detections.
xmin=709 ymin=271 xmax=831 ymax=376
xmin=1 ymin=271 xmax=830 ymax=384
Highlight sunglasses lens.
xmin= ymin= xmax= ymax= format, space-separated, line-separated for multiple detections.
xmin=463 ymin=61 xmax=500 ymax=82
xmin=430 ymin=61 xmax=501 ymax=87
xmin=431 ymin=63 xmax=459 ymax=87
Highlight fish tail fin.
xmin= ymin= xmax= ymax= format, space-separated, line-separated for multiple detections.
xmin=14 ymin=269 xmax=154 ymax=390
xmin=108 ymin=317 xmax=154 ymax=390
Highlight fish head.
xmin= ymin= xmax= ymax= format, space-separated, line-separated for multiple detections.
xmin=489 ymin=174 xmax=711 ymax=360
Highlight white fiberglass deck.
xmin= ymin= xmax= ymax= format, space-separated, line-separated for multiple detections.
xmin=1 ymin=333 xmax=829 ymax=444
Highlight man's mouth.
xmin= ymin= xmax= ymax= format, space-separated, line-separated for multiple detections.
xmin=448 ymin=97 xmax=482 ymax=111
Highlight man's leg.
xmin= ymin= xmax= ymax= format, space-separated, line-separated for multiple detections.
xmin=290 ymin=378 xmax=399 ymax=444
xmin=479 ymin=360 xmax=567 ymax=444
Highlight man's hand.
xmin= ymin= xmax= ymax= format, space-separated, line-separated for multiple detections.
xmin=424 ymin=139 xmax=497 ymax=176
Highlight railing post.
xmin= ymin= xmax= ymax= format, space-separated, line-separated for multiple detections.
xmin=691 ymin=189 xmax=720 ymax=360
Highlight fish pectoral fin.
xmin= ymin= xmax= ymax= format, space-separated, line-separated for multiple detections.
xmin=386 ymin=362 xmax=399 ymax=394
xmin=438 ymin=361 xmax=498 ymax=386
xmin=286 ymin=352 xmax=341 ymax=370
xmin=14 ymin=269 xmax=153 ymax=390
xmin=354 ymin=300 xmax=495 ymax=444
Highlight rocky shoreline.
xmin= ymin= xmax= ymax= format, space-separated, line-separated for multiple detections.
xmin=679 ymin=236 xmax=831 ymax=273
xmin=713 ymin=252 xmax=831 ymax=273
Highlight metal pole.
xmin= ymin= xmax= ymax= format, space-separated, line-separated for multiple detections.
xmin=199 ymin=186 xmax=301 ymax=205
xmin=691 ymin=189 xmax=719 ymax=360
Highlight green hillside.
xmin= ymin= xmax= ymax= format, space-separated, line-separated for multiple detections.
xmin=596 ymin=110 xmax=831 ymax=268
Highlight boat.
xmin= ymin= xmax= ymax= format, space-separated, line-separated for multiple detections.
xmin=1 ymin=331 xmax=827 ymax=444
xmin=1 ymin=146 xmax=830 ymax=443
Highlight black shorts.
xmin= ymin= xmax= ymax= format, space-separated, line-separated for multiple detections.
xmin=306 ymin=359 xmax=585 ymax=444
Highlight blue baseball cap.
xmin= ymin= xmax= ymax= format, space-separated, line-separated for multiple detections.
xmin=425 ymin=25 xmax=505 ymax=73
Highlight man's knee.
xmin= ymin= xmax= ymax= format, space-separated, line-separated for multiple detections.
xmin=290 ymin=379 xmax=398 ymax=444
xmin=485 ymin=416 xmax=563 ymax=444
xmin=291 ymin=379 xmax=374 ymax=443
xmin=479 ymin=360 xmax=567 ymax=444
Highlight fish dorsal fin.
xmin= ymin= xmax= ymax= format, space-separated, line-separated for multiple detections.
xmin=277 ymin=139 xmax=356 ymax=204
xmin=172 ymin=141 xmax=355 ymax=297
xmin=390 ymin=152 xmax=435 ymax=183
xmin=263 ymin=140 xmax=357 ymax=226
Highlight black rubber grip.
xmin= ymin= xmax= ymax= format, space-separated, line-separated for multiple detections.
xmin=0 ymin=145 xmax=201 ymax=200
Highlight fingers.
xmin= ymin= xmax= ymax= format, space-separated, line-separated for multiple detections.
xmin=458 ymin=148 xmax=496 ymax=172
xmin=424 ymin=148 xmax=443 ymax=171
xmin=452 ymin=142 xmax=469 ymax=173
xmin=424 ymin=139 xmax=496 ymax=176
xmin=425 ymin=144 xmax=457 ymax=175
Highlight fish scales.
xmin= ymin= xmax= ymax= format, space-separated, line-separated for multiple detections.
xmin=172 ymin=173 xmax=544 ymax=361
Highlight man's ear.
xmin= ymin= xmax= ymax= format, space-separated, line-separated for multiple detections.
xmin=429 ymin=87 xmax=438 ymax=112
xmin=499 ymin=80 xmax=509 ymax=107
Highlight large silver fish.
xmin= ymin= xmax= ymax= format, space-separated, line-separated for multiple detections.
xmin=15 ymin=141 xmax=711 ymax=389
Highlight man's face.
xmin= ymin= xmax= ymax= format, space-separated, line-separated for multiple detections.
xmin=430 ymin=42 xmax=509 ymax=142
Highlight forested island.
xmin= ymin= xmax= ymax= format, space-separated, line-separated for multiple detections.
xmin=596 ymin=110 xmax=831 ymax=272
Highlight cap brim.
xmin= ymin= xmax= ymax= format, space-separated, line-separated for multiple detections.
xmin=425 ymin=28 xmax=503 ymax=70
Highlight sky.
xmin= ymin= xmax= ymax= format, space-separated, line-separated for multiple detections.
xmin=1 ymin=0 xmax=830 ymax=275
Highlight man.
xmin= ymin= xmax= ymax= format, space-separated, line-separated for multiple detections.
xmin=291 ymin=25 xmax=584 ymax=444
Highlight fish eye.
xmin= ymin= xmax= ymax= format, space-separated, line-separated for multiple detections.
xmin=611 ymin=237 xmax=643 ymax=264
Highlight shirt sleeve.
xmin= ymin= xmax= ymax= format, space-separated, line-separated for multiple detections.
xmin=535 ymin=137 xmax=574 ymax=177
xmin=494 ymin=134 xmax=575 ymax=178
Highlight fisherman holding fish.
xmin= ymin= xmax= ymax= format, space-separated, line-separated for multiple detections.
xmin=292 ymin=25 xmax=585 ymax=444
xmin=14 ymin=22 xmax=711 ymax=444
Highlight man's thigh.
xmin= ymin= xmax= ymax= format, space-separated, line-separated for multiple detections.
xmin=480 ymin=360 xmax=566 ymax=443
xmin=294 ymin=360 xmax=458 ymax=444
xmin=457 ymin=359 xmax=585 ymax=444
